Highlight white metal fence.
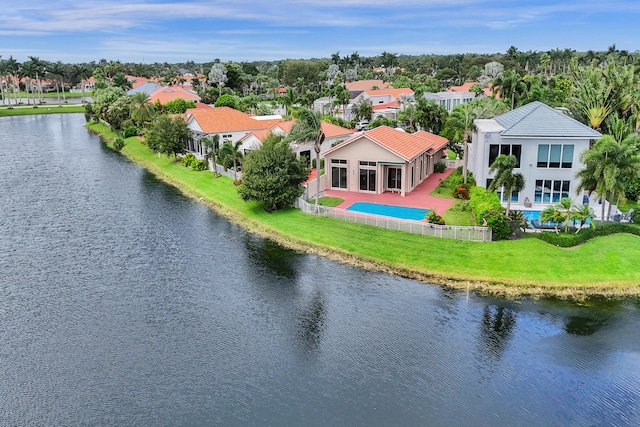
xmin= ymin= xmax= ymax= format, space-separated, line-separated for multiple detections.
xmin=296 ymin=197 xmax=492 ymax=242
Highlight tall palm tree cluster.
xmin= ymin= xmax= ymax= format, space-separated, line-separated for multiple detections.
xmin=0 ymin=56 xmax=94 ymax=106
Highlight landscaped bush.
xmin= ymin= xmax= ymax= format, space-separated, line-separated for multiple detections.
xmin=484 ymin=212 xmax=510 ymax=240
xmin=433 ymin=162 xmax=446 ymax=173
xmin=311 ymin=158 xmax=325 ymax=170
xmin=469 ymin=186 xmax=510 ymax=240
xmin=192 ymin=159 xmax=208 ymax=171
xmin=452 ymin=184 xmax=471 ymax=200
xmin=123 ymin=125 xmax=140 ymax=138
xmin=536 ymin=222 xmax=640 ymax=247
xmin=182 ymin=153 xmax=197 ymax=167
xmin=112 ymin=136 xmax=125 ymax=152
xmin=426 ymin=211 xmax=445 ymax=225
xmin=469 ymin=187 xmax=503 ymax=224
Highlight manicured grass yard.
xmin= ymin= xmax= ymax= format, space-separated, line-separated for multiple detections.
xmin=0 ymin=106 xmax=85 ymax=116
xmin=308 ymin=196 xmax=344 ymax=207
xmin=90 ymin=122 xmax=640 ymax=298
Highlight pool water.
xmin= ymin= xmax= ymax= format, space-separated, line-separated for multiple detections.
xmin=347 ymin=202 xmax=430 ymax=221
xmin=523 ymin=209 xmax=590 ymax=226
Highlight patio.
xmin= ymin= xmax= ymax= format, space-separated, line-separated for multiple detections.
xmin=323 ymin=168 xmax=456 ymax=215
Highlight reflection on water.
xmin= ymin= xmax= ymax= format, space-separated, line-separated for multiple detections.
xmin=1 ymin=115 xmax=639 ymax=426
xmin=296 ymin=291 xmax=327 ymax=353
xmin=479 ymin=305 xmax=517 ymax=360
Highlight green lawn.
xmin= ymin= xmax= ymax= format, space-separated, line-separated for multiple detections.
xmin=10 ymin=91 xmax=91 ymax=99
xmin=442 ymin=200 xmax=474 ymax=226
xmin=308 ymin=196 xmax=344 ymax=207
xmin=0 ymin=106 xmax=86 ymax=116
xmin=89 ymin=123 xmax=640 ymax=298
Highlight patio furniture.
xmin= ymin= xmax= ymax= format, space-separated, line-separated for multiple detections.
xmin=524 ymin=197 xmax=532 ymax=208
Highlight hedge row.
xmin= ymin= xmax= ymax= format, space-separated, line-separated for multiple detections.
xmin=536 ymin=222 xmax=640 ymax=247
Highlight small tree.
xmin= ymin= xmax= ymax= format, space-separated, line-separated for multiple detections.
xmin=145 ymin=115 xmax=192 ymax=159
xmin=237 ymin=134 xmax=309 ymax=212
xmin=219 ymin=139 xmax=243 ymax=180
xmin=487 ymin=154 xmax=525 ymax=216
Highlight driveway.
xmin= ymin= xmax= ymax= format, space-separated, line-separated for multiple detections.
xmin=324 ymin=168 xmax=456 ymax=215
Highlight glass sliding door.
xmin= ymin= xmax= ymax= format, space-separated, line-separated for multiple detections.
xmin=387 ymin=167 xmax=402 ymax=190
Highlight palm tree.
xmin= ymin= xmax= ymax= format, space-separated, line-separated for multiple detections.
xmin=129 ymin=92 xmax=156 ymax=127
xmin=571 ymin=203 xmax=595 ymax=233
xmin=576 ymin=135 xmax=640 ymax=221
xmin=5 ymin=56 xmax=20 ymax=106
xmin=19 ymin=60 xmax=38 ymax=105
xmin=442 ymin=103 xmax=476 ymax=183
xmin=0 ymin=57 xmax=7 ymax=106
xmin=47 ymin=61 xmax=66 ymax=107
xmin=539 ymin=205 xmax=564 ymax=234
xmin=487 ymin=154 xmax=525 ymax=216
xmin=491 ymin=69 xmax=526 ymax=110
xmin=287 ymin=108 xmax=325 ymax=211
xmin=219 ymin=140 xmax=243 ymax=181
xmin=26 ymin=56 xmax=45 ymax=104
xmin=72 ymin=64 xmax=91 ymax=104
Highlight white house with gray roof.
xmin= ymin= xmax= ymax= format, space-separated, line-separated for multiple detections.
xmin=468 ymin=101 xmax=602 ymax=213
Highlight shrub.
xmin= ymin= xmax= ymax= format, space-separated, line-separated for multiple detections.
xmin=112 ymin=136 xmax=125 ymax=152
xmin=192 ymin=159 xmax=208 ymax=171
xmin=426 ymin=211 xmax=445 ymax=225
xmin=484 ymin=212 xmax=510 ymax=240
xmin=535 ymin=222 xmax=640 ymax=247
xmin=182 ymin=153 xmax=197 ymax=167
xmin=631 ymin=210 xmax=639 ymax=224
xmin=469 ymin=187 xmax=504 ymax=225
xmin=123 ymin=125 xmax=139 ymax=138
xmin=452 ymin=184 xmax=470 ymax=200
xmin=433 ymin=162 xmax=446 ymax=173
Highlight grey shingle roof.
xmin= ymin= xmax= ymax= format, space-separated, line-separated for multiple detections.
xmin=494 ymin=101 xmax=601 ymax=138
xmin=127 ymin=82 xmax=163 ymax=96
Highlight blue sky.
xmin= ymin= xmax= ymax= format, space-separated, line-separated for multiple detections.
xmin=2 ymin=0 xmax=639 ymax=64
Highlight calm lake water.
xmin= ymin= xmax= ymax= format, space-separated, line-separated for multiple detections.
xmin=1 ymin=114 xmax=639 ymax=426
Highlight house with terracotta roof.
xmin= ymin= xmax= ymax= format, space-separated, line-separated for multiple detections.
xmin=237 ymin=119 xmax=353 ymax=162
xmin=347 ymin=88 xmax=415 ymax=120
xmin=469 ymin=101 xmax=602 ymax=213
xmin=185 ymin=107 xmax=270 ymax=155
xmin=149 ymin=86 xmax=201 ymax=105
xmin=321 ymin=126 xmax=448 ymax=196
xmin=449 ymin=81 xmax=493 ymax=97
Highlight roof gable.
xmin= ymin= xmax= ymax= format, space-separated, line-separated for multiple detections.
xmin=494 ymin=101 xmax=601 ymax=138
xmin=323 ymin=126 xmax=446 ymax=161
xmin=188 ymin=107 xmax=266 ymax=133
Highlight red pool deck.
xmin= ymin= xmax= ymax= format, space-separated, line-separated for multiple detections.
xmin=323 ymin=168 xmax=456 ymax=215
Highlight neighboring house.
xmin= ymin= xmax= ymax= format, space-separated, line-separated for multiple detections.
xmin=186 ymin=107 xmax=272 ymax=156
xmin=468 ymin=101 xmax=602 ymax=211
xmin=348 ymin=88 xmax=415 ymax=121
xmin=345 ymin=79 xmax=391 ymax=99
xmin=423 ymin=91 xmax=475 ymax=112
xmin=322 ymin=126 xmax=448 ymax=196
xmin=448 ymin=81 xmax=493 ymax=97
xmin=238 ymin=120 xmax=354 ymax=162
xmin=127 ymin=82 xmax=163 ymax=96
xmin=149 ymin=86 xmax=201 ymax=105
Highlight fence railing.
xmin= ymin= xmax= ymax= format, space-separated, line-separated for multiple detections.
xmin=296 ymin=197 xmax=492 ymax=242
xmin=211 ymin=162 xmax=242 ymax=180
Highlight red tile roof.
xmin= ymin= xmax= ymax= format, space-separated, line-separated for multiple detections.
xmin=149 ymin=86 xmax=200 ymax=104
xmin=188 ymin=107 xmax=266 ymax=133
xmin=364 ymin=88 xmax=414 ymax=98
xmin=345 ymin=79 xmax=391 ymax=91
xmin=413 ymin=130 xmax=450 ymax=154
xmin=323 ymin=126 xmax=448 ymax=161
xmin=448 ymin=81 xmax=493 ymax=97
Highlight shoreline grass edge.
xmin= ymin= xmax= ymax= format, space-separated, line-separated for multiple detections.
xmin=87 ymin=121 xmax=640 ymax=301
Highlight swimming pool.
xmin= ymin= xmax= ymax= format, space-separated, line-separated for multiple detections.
xmin=346 ymin=202 xmax=430 ymax=221
xmin=523 ymin=209 xmax=590 ymax=226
